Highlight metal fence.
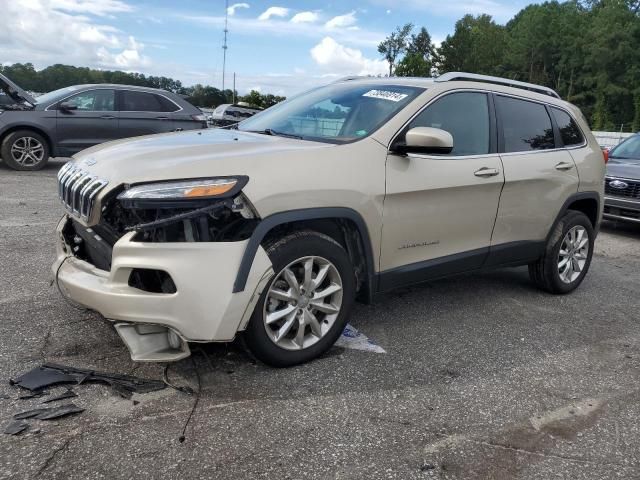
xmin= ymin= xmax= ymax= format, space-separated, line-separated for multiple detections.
xmin=593 ymin=131 xmax=635 ymax=149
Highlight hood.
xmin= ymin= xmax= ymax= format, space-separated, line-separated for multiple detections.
xmin=72 ymin=128 xmax=333 ymax=189
xmin=0 ymin=73 xmax=36 ymax=106
xmin=606 ymin=157 xmax=640 ymax=180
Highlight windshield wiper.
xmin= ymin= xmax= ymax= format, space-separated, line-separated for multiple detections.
xmin=246 ymin=129 xmax=303 ymax=140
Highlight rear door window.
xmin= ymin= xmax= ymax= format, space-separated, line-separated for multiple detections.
xmin=121 ymin=91 xmax=178 ymax=112
xmin=551 ymin=108 xmax=584 ymax=146
xmin=496 ymin=96 xmax=555 ymax=152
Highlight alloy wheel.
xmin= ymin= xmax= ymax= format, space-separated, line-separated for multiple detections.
xmin=10 ymin=137 xmax=45 ymax=167
xmin=557 ymin=225 xmax=589 ymax=284
xmin=263 ymin=256 xmax=343 ymax=351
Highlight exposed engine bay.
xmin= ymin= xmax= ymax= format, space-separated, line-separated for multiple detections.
xmin=61 ymin=191 xmax=259 ymax=272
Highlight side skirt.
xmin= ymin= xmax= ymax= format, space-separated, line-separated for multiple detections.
xmin=375 ymin=240 xmax=545 ymax=293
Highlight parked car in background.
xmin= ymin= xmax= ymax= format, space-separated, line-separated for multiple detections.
xmin=53 ymin=73 xmax=604 ymax=366
xmin=209 ymin=103 xmax=262 ymax=127
xmin=604 ymin=133 xmax=640 ymax=224
xmin=0 ymin=73 xmax=207 ymax=171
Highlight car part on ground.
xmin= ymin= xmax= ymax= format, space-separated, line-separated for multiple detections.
xmin=13 ymin=404 xmax=84 ymax=421
xmin=11 ymin=363 xmax=165 ymax=398
xmin=4 ymin=421 xmax=29 ymax=436
xmin=51 ymin=73 xmax=605 ymax=366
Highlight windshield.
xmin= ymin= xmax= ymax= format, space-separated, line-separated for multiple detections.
xmin=34 ymin=85 xmax=82 ymax=105
xmin=610 ymin=135 xmax=640 ymax=163
xmin=609 ymin=135 xmax=640 ymax=163
xmin=238 ymin=83 xmax=424 ymax=143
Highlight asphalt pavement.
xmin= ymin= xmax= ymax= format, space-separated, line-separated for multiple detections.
xmin=1 ymin=158 xmax=639 ymax=479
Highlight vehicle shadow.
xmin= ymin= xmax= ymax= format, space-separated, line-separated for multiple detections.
xmin=600 ymin=219 xmax=640 ymax=239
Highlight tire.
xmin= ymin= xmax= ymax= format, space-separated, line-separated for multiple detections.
xmin=1 ymin=130 xmax=50 ymax=171
xmin=528 ymin=210 xmax=594 ymax=294
xmin=244 ymin=230 xmax=356 ymax=367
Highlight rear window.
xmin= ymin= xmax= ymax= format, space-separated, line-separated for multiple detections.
xmin=496 ymin=96 xmax=555 ymax=152
xmin=121 ymin=91 xmax=179 ymax=112
xmin=551 ymin=107 xmax=584 ymax=146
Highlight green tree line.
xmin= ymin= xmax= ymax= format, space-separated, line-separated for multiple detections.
xmin=379 ymin=0 xmax=640 ymax=131
xmin=0 ymin=62 xmax=284 ymax=109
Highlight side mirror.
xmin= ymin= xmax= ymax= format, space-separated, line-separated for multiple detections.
xmin=58 ymin=101 xmax=77 ymax=112
xmin=393 ymin=127 xmax=453 ymax=155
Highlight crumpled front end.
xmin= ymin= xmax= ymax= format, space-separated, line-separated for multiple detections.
xmin=52 ymin=169 xmax=274 ymax=362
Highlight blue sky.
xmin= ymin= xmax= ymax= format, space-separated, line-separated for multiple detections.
xmin=2 ymin=0 xmax=539 ymax=95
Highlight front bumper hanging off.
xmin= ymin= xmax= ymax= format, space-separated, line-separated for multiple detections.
xmin=52 ymin=217 xmax=274 ymax=362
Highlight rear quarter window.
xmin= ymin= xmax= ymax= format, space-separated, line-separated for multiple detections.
xmin=551 ymin=107 xmax=584 ymax=146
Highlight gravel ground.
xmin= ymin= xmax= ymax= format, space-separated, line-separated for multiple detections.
xmin=1 ymin=158 xmax=639 ymax=479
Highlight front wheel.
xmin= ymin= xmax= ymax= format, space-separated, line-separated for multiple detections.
xmin=529 ymin=211 xmax=594 ymax=294
xmin=244 ymin=231 xmax=355 ymax=367
xmin=1 ymin=130 xmax=50 ymax=171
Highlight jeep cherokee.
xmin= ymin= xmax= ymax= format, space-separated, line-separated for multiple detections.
xmin=52 ymin=73 xmax=605 ymax=367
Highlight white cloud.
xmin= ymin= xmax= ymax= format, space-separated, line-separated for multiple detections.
xmin=181 ymin=14 xmax=384 ymax=48
xmin=48 ymin=0 xmax=133 ymax=16
xmin=0 ymin=0 xmax=150 ymax=70
xmin=290 ymin=11 xmax=319 ymax=23
xmin=310 ymin=37 xmax=387 ymax=76
xmin=227 ymin=2 xmax=249 ymax=16
xmin=258 ymin=6 xmax=290 ymax=21
xmin=325 ymin=11 xmax=357 ymax=29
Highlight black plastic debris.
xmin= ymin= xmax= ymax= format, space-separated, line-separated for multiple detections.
xmin=42 ymin=389 xmax=77 ymax=404
xmin=11 ymin=367 xmax=76 ymax=391
xmin=12 ymin=363 xmax=165 ymax=399
xmin=18 ymin=390 xmax=49 ymax=400
xmin=4 ymin=421 xmax=29 ymax=435
xmin=14 ymin=404 xmax=84 ymax=421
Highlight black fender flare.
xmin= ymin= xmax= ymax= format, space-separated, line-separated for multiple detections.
xmin=545 ymin=191 xmax=601 ymax=245
xmin=233 ymin=207 xmax=376 ymax=296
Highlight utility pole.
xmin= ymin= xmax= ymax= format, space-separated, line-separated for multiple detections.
xmin=233 ymin=72 xmax=236 ymax=104
xmin=222 ymin=0 xmax=229 ymax=92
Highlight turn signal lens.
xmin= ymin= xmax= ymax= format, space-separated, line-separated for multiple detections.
xmin=184 ymin=183 xmax=236 ymax=197
xmin=602 ymin=149 xmax=609 ymax=164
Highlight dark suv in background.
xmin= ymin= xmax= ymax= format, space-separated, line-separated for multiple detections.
xmin=0 ymin=74 xmax=207 ymax=170
xmin=604 ymin=133 xmax=640 ymax=224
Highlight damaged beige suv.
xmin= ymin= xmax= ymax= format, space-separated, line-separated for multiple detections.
xmin=53 ymin=73 xmax=605 ymax=366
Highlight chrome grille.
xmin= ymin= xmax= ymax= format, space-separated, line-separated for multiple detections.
xmin=57 ymin=162 xmax=108 ymax=221
xmin=605 ymin=177 xmax=640 ymax=199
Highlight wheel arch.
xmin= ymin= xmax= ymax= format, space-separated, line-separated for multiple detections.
xmin=546 ymin=192 xmax=600 ymax=244
xmin=0 ymin=125 xmax=55 ymax=157
xmin=233 ymin=208 xmax=376 ymax=303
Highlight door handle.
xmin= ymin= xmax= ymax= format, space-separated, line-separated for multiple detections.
xmin=474 ymin=167 xmax=500 ymax=177
xmin=156 ymin=116 xmax=170 ymax=120
xmin=100 ymin=115 xmax=115 ymax=120
xmin=555 ymin=162 xmax=574 ymax=171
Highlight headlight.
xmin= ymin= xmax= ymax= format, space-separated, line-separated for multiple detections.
xmin=117 ymin=176 xmax=248 ymax=204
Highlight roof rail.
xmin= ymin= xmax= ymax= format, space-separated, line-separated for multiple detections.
xmin=435 ymin=72 xmax=560 ymax=99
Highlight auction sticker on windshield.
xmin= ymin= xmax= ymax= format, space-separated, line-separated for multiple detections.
xmin=363 ymin=90 xmax=409 ymax=102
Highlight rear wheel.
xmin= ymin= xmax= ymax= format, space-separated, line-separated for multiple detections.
xmin=1 ymin=130 xmax=50 ymax=171
xmin=528 ymin=211 xmax=594 ymax=294
xmin=244 ymin=231 xmax=355 ymax=367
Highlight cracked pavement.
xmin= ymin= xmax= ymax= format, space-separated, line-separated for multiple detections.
xmin=1 ymin=159 xmax=640 ymax=479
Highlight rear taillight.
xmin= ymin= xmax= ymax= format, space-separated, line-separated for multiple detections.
xmin=603 ymin=149 xmax=609 ymax=164
xmin=191 ymin=114 xmax=207 ymax=122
